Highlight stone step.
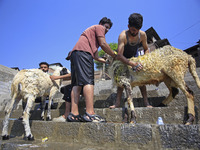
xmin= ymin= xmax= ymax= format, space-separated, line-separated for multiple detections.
xmin=48 ymin=92 xmax=200 ymax=109
xmin=2 ymin=91 xmax=200 ymax=123
xmin=2 ymin=79 xmax=199 ymax=112
xmin=185 ymin=67 xmax=200 ymax=77
xmin=1 ymin=137 xmax=120 ymax=150
xmin=1 ymin=67 xmax=200 ymax=150
xmin=0 ymin=120 xmax=200 ymax=150
xmin=1 ymin=106 xmax=199 ymax=124
xmin=13 ymin=90 xmax=200 ymax=113
xmin=170 ymin=94 xmax=200 ymax=107
xmin=96 ymin=80 xmax=200 ymax=97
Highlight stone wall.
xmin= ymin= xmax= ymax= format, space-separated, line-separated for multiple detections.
xmin=0 ymin=65 xmax=18 ymax=110
xmin=0 ymin=64 xmax=115 ymax=110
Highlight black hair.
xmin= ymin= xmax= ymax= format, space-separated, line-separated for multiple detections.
xmin=99 ymin=17 xmax=113 ymax=29
xmin=39 ymin=62 xmax=49 ymax=68
xmin=128 ymin=13 xmax=143 ymax=29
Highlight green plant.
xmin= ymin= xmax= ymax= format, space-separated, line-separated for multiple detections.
xmin=95 ymin=42 xmax=118 ymax=70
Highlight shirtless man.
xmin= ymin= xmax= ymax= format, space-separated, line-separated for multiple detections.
xmin=109 ymin=13 xmax=152 ymax=109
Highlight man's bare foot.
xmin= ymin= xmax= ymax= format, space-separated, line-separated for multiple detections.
xmin=109 ymin=105 xmax=120 ymax=109
xmin=146 ymin=105 xmax=153 ymax=108
xmin=144 ymin=100 xmax=153 ymax=108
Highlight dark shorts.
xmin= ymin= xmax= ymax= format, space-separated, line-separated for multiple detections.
xmin=70 ymin=50 xmax=94 ymax=87
xmin=60 ymin=84 xmax=72 ymax=103
xmin=60 ymin=84 xmax=83 ymax=102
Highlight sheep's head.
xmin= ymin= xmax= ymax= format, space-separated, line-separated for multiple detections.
xmin=50 ymin=67 xmax=69 ymax=76
xmin=60 ymin=67 xmax=69 ymax=75
xmin=103 ymin=51 xmax=117 ymax=65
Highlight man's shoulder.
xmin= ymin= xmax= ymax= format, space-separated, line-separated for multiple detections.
xmin=140 ymin=30 xmax=146 ymax=36
xmin=88 ymin=24 xmax=103 ymax=30
xmin=139 ymin=30 xmax=147 ymax=41
xmin=119 ymin=30 xmax=127 ymax=39
xmin=84 ymin=25 xmax=104 ymax=34
xmin=94 ymin=24 xmax=103 ymax=28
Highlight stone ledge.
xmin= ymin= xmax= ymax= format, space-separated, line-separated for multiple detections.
xmin=1 ymin=106 xmax=199 ymax=124
xmin=0 ymin=120 xmax=200 ymax=149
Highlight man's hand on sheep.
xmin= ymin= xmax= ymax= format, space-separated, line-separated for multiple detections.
xmin=50 ymin=75 xmax=59 ymax=81
xmin=131 ymin=62 xmax=143 ymax=72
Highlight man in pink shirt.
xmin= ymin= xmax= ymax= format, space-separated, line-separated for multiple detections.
xmin=67 ymin=17 xmax=116 ymax=122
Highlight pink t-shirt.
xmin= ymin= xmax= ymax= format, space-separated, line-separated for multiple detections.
xmin=71 ymin=25 xmax=105 ymax=58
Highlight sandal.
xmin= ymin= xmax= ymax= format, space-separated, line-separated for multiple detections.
xmin=82 ymin=112 xmax=106 ymax=123
xmin=18 ymin=116 xmax=23 ymax=120
xmin=67 ymin=112 xmax=82 ymax=122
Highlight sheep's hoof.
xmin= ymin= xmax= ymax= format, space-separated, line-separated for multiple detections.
xmin=184 ymin=114 xmax=194 ymax=125
xmin=157 ymin=103 xmax=167 ymax=107
xmin=130 ymin=119 xmax=136 ymax=124
xmin=122 ymin=107 xmax=129 ymax=123
xmin=2 ymin=135 xmax=9 ymax=140
xmin=25 ymin=135 xmax=34 ymax=141
xmin=122 ymin=113 xmax=129 ymax=123
xmin=46 ymin=117 xmax=51 ymax=121
xmin=41 ymin=117 xmax=45 ymax=121
xmin=130 ymin=111 xmax=137 ymax=124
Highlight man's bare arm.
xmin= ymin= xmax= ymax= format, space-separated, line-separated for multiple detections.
xmin=50 ymin=73 xmax=71 ymax=81
xmin=98 ymin=37 xmax=116 ymax=59
xmin=117 ymin=31 xmax=139 ymax=68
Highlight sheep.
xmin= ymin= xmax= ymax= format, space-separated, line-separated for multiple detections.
xmin=107 ymin=45 xmax=200 ymax=125
xmin=2 ymin=67 xmax=67 ymax=141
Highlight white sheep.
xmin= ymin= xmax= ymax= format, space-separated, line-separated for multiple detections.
xmin=107 ymin=45 xmax=200 ymax=125
xmin=2 ymin=67 xmax=67 ymax=141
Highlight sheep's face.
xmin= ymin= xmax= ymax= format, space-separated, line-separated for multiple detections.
xmin=60 ymin=67 xmax=69 ymax=75
xmin=103 ymin=53 xmax=114 ymax=65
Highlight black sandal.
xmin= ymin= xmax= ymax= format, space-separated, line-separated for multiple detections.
xmin=82 ymin=112 xmax=106 ymax=123
xmin=67 ymin=112 xmax=82 ymax=122
xmin=18 ymin=116 xmax=23 ymax=120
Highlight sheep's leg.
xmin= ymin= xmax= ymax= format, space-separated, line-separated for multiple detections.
xmin=12 ymin=96 xmax=22 ymax=110
xmin=122 ymin=102 xmax=129 ymax=123
xmin=40 ymin=96 xmax=46 ymax=120
xmin=46 ymin=95 xmax=53 ymax=121
xmin=161 ymin=78 xmax=179 ymax=105
xmin=123 ymin=83 xmax=136 ymax=124
xmin=174 ymin=83 xmax=195 ymax=125
xmin=46 ymin=88 xmax=57 ymax=121
xmin=182 ymin=85 xmax=195 ymax=125
xmin=168 ymin=73 xmax=195 ymax=125
xmin=22 ymin=96 xmax=35 ymax=140
xmin=2 ymin=94 xmax=17 ymax=140
xmin=46 ymin=98 xmax=52 ymax=121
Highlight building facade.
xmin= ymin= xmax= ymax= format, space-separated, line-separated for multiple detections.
xmin=184 ymin=40 xmax=200 ymax=67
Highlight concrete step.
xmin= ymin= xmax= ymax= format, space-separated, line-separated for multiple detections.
xmin=169 ymin=94 xmax=200 ymax=107
xmin=0 ymin=120 xmax=200 ymax=150
xmin=2 ymin=79 xmax=199 ymax=112
xmin=50 ymin=92 xmax=200 ymax=109
xmin=41 ymin=90 xmax=200 ymax=109
xmin=1 ymin=106 xmax=199 ymax=124
xmin=12 ymin=92 xmax=200 ymax=113
xmin=185 ymin=67 xmax=200 ymax=77
xmin=1 ymin=67 xmax=200 ymax=150
xmin=0 ymin=137 xmax=118 ymax=150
